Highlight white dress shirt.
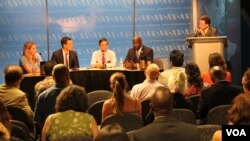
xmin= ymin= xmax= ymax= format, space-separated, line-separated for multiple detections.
xmin=90 ymin=49 xmax=117 ymax=68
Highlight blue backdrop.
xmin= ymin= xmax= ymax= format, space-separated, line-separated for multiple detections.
xmin=0 ymin=0 xmax=192 ymax=83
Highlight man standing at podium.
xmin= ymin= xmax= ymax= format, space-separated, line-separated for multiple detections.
xmin=194 ymin=15 xmax=218 ymax=37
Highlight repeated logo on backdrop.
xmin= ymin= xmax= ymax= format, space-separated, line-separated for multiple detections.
xmin=0 ymin=0 xmax=192 ymax=82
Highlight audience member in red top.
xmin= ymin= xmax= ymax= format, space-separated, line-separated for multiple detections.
xmin=201 ymin=52 xmax=231 ymax=86
xmin=184 ymin=62 xmax=204 ymax=97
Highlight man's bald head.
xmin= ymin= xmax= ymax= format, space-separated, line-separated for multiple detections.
xmin=209 ymin=66 xmax=226 ymax=83
xmin=52 ymin=64 xmax=70 ymax=83
xmin=133 ymin=36 xmax=142 ymax=50
xmin=151 ymin=86 xmax=173 ymax=115
xmin=145 ymin=63 xmax=160 ymax=80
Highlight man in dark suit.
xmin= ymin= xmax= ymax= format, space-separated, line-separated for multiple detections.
xmin=194 ymin=15 xmax=217 ymax=37
xmin=127 ymin=86 xmax=199 ymax=141
xmin=198 ymin=66 xmax=243 ymax=122
xmin=124 ymin=36 xmax=153 ymax=69
xmin=51 ymin=36 xmax=79 ymax=68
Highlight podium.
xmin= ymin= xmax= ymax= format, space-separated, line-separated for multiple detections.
xmin=186 ymin=36 xmax=228 ymax=73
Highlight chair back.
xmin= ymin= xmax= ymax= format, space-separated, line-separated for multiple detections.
xmin=7 ymin=106 xmax=33 ymax=131
xmin=87 ymin=100 xmax=105 ymax=125
xmin=205 ymin=104 xmax=231 ymax=125
xmin=10 ymin=120 xmax=31 ymax=141
xmin=188 ymin=94 xmax=200 ymax=118
xmin=141 ymin=98 xmax=151 ymax=125
xmin=172 ymin=108 xmax=196 ymax=124
xmin=101 ymin=113 xmax=143 ymax=132
xmin=87 ymin=90 xmax=112 ymax=107
xmin=197 ymin=124 xmax=221 ymax=141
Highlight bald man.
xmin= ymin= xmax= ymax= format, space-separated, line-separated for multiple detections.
xmin=124 ymin=36 xmax=154 ymax=65
xmin=127 ymin=86 xmax=199 ymax=141
xmin=130 ymin=63 xmax=163 ymax=101
xmin=198 ymin=66 xmax=243 ymax=122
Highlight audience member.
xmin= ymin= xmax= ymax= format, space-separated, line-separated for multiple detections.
xmin=242 ymin=68 xmax=250 ymax=94
xmin=19 ymin=41 xmax=42 ymax=74
xmin=51 ymin=36 xmax=79 ymax=68
xmin=212 ymin=94 xmax=250 ymax=141
xmin=102 ymin=72 xmax=141 ymax=121
xmin=0 ymin=65 xmax=34 ymax=130
xmin=184 ymin=62 xmax=204 ymax=97
xmin=201 ymin=52 xmax=231 ymax=86
xmin=42 ymin=85 xmax=98 ymax=141
xmin=0 ymin=100 xmax=11 ymax=140
xmin=130 ymin=63 xmax=163 ymax=102
xmin=198 ymin=66 xmax=243 ymax=122
xmin=95 ymin=124 xmax=129 ymax=141
xmin=34 ymin=60 xmax=57 ymax=99
xmin=158 ymin=49 xmax=186 ymax=91
xmin=193 ymin=15 xmax=217 ymax=37
xmin=91 ymin=37 xmax=117 ymax=68
xmin=127 ymin=86 xmax=199 ymax=141
xmin=34 ymin=64 xmax=70 ymax=137
xmin=124 ymin=36 xmax=153 ymax=69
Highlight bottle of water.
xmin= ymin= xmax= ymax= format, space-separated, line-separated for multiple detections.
xmin=119 ymin=58 xmax=123 ymax=68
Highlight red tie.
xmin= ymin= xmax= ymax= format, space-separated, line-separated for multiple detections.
xmin=65 ymin=53 xmax=69 ymax=67
xmin=102 ymin=52 xmax=105 ymax=65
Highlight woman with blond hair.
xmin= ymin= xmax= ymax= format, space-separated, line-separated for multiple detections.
xmin=19 ymin=41 xmax=42 ymax=74
xmin=102 ymin=72 xmax=141 ymax=121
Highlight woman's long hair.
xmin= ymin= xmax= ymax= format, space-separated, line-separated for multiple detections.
xmin=228 ymin=94 xmax=250 ymax=125
xmin=110 ymin=72 xmax=128 ymax=115
xmin=22 ymin=41 xmax=37 ymax=64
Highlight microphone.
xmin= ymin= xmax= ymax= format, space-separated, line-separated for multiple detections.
xmin=38 ymin=52 xmax=45 ymax=61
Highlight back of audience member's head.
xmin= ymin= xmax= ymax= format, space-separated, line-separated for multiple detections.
xmin=55 ymin=85 xmax=88 ymax=113
xmin=208 ymin=52 xmax=227 ymax=70
xmin=228 ymin=94 xmax=250 ymax=125
xmin=4 ymin=65 xmax=23 ymax=86
xmin=150 ymin=86 xmax=173 ymax=116
xmin=0 ymin=100 xmax=11 ymax=132
xmin=209 ymin=66 xmax=226 ymax=83
xmin=44 ymin=60 xmax=57 ymax=76
xmin=52 ymin=64 xmax=70 ymax=83
xmin=185 ymin=62 xmax=203 ymax=88
xmin=110 ymin=72 xmax=128 ymax=115
xmin=145 ymin=63 xmax=160 ymax=80
xmin=170 ymin=49 xmax=184 ymax=67
xmin=242 ymin=68 xmax=250 ymax=93
xmin=95 ymin=124 xmax=129 ymax=141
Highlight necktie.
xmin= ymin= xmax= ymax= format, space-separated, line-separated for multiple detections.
xmin=102 ymin=52 xmax=105 ymax=66
xmin=136 ymin=50 xmax=140 ymax=60
xmin=65 ymin=53 xmax=69 ymax=67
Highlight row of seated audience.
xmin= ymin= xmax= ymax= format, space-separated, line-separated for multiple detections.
xmin=1 ymin=48 xmax=250 ymax=140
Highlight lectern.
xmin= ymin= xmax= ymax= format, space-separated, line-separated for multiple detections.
xmin=186 ymin=36 xmax=228 ymax=73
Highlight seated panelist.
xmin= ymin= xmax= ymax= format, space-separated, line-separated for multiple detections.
xmin=124 ymin=36 xmax=153 ymax=69
xmin=90 ymin=38 xmax=117 ymax=68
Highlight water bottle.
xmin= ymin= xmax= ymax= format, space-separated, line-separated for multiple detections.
xmin=119 ymin=58 xmax=123 ymax=68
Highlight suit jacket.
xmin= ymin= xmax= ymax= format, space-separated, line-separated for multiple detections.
xmin=127 ymin=115 xmax=199 ymax=141
xmin=51 ymin=49 xmax=79 ymax=68
xmin=125 ymin=45 xmax=153 ymax=63
xmin=194 ymin=26 xmax=217 ymax=37
xmin=198 ymin=81 xmax=243 ymax=120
